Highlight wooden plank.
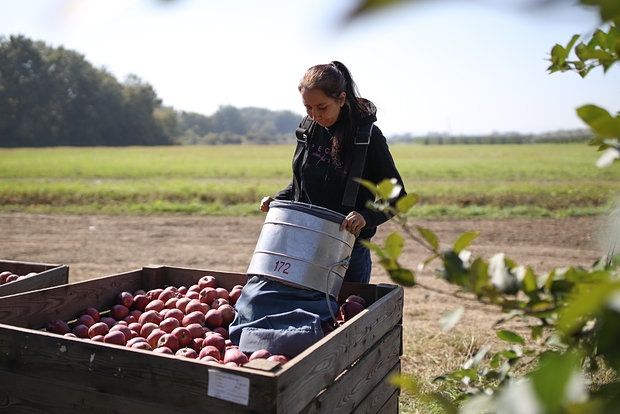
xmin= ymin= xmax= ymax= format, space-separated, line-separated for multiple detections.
xmin=351 ymin=364 xmax=400 ymax=414
xmin=0 ymin=324 xmax=279 ymax=413
xmin=0 ymin=370 xmax=209 ymax=414
xmin=297 ymin=326 xmax=402 ymax=414
xmin=275 ymin=285 xmax=404 ymax=413
xmin=0 ymin=260 xmax=69 ymax=298
xmin=0 ymin=270 xmax=143 ymax=328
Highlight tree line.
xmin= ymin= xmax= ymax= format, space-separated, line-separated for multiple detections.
xmin=0 ymin=35 xmax=301 ymax=148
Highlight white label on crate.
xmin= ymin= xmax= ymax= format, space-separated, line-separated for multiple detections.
xmin=207 ymin=369 xmax=250 ymax=406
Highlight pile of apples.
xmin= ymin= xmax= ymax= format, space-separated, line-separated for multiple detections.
xmin=45 ymin=275 xmax=368 ymax=367
xmin=0 ymin=270 xmax=38 ymax=285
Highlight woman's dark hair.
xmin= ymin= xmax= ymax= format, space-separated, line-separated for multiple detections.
xmin=298 ymin=61 xmax=374 ymax=166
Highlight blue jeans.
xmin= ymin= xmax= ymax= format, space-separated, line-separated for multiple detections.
xmin=343 ymin=239 xmax=372 ymax=284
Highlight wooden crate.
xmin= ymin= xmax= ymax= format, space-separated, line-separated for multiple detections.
xmin=0 ymin=265 xmax=403 ymax=414
xmin=0 ymin=259 xmax=69 ymax=298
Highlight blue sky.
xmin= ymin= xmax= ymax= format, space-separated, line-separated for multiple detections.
xmin=1 ymin=0 xmax=618 ymax=136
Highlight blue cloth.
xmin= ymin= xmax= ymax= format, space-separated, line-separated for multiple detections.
xmin=229 ymin=275 xmax=339 ymax=357
xmin=343 ymin=239 xmax=372 ymax=284
xmin=236 ymin=309 xmax=324 ymax=357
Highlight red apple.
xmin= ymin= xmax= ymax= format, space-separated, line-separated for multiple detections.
xmin=198 ymin=275 xmax=217 ymax=289
xmin=88 ymin=322 xmax=110 ymax=338
xmin=185 ymin=290 xmax=199 ymax=300
xmin=159 ymin=317 xmax=181 ymax=334
xmin=104 ymin=330 xmax=126 ymax=346
xmin=140 ymin=322 xmax=159 ymax=338
xmin=110 ymin=324 xmax=133 ymax=342
xmin=116 ymin=291 xmax=134 ymax=308
xmin=171 ymin=326 xmax=193 ymax=348
xmin=100 ymin=317 xmax=116 ymax=328
xmin=46 ymin=319 xmax=71 ymax=335
xmin=175 ymin=297 xmax=192 ymax=313
xmin=203 ymin=332 xmax=226 ymax=354
xmin=185 ymin=300 xmax=209 ymax=315
xmin=126 ymin=337 xmax=149 ymax=348
xmin=199 ymin=345 xmax=221 ymax=361
xmin=71 ymin=324 xmax=90 ymax=338
xmin=157 ymin=333 xmax=180 ymax=353
xmin=215 ymin=287 xmax=229 ymax=300
xmin=189 ymin=337 xmax=205 ymax=353
xmin=345 ymin=294 xmax=367 ymax=307
xmin=131 ymin=341 xmax=153 ymax=351
xmin=145 ymin=299 xmax=165 ymax=313
xmin=212 ymin=326 xmax=229 ymax=340
xmin=267 ymin=355 xmax=290 ymax=366
xmin=110 ymin=304 xmax=130 ymax=321
xmin=205 ymin=309 xmax=223 ymax=329
xmin=91 ymin=334 xmax=105 ymax=342
xmin=81 ymin=307 xmax=101 ymax=323
xmin=177 ymin=286 xmax=188 ymax=296
xmin=228 ymin=288 xmax=242 ymax=306
xmin=138 ymin=310 xmax=163 ymax=326
xmin=182 ymin=310 xmax=205 ymax=327
xmin=199 ymin=355 xmax=220 ymax=364
xmin=340 ymin=301 xmax=365 ymax=322
xmin=147 ymin=329 xmax=166 ymax=349
xmin=218 ymin=304 xmax=236 ymax=326
xmin=75 ymin=314 xmax=96 ymax=328
xmin=223 ymin=347 xmax=249 ymax=366
xmin=249 ymin=349 xmax=272 ymax=361
xmin=153 ymin=346 xmax=173 ymax=355
xmin=186 ymin=323 xmax=206 ymax=339
xmin=165 ymin=297 xmax=179 ymax=309
xmin=132 ymin=294 xmax=150 ymax=312
xmin=199 ymin=287 xmax=218 ymax=304
xmin=166 ymin=308 xmax=185 ymax=324
xmin=187 ymin=284 xmax=201 ymax=294
xmin=158 ymin=287 xmax=177 ymax=303
xmin=145 ymin=289 xmax=163 ymax=301
xmin=176 ymin=347 xmax=198 ymax=359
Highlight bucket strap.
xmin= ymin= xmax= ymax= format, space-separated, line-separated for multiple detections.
xmin=342 ymin=123 xmax=373 ymax=207
xmin=293 ymin=116 xmax=316 ymax=202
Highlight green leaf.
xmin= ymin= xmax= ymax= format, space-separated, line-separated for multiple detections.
xmin=497 ymin=329 xmax=525 ymax=345
xmin=577 ymin=105 xmax=620 ymax=138
xmin=416 ymin=226 xmax=439 ymax=250
xmin=530 ymin=351 xmax=583 ymax=414
xmin=565 ymin=33 xmax=581 ymax=54
xmin=384 ymin=232 xmax=404 ymax=260
xmin=442 ymin=249 xmax=469 ymax=287
xmin=469 ymin=257 xmax=489 ymax=295
xmin=356 ymin=178 xmax=379 ymax=197
xmin=388 ymin=267 xmax=415 ymax=287
xmin=453 ymin=231 xmax=480 ymax=254
xmin=440 ymin=306 xmax=464 ymax=332
xmin=377 ymin=178 xmax=399 ymax=201
xmin=395 ymin=193 xmax=418 ymax=214
xmin=360 ymin=240 xmax=388 ymax=260
xmin=557 ymin=281 xmax=620 ymax=335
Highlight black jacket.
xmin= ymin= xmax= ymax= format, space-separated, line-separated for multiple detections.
xmin=275 ymin=107 xmax=406 ymax=240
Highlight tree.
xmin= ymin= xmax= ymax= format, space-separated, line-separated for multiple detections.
xmin=346 ymin=0 xmax=620 ymax=412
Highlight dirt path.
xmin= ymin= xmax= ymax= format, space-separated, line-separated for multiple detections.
xmin=0 ymin=213 xmax=609 ymax=377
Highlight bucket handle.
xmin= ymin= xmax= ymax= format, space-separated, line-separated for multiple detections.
xmin=325 ymin=257 xmax=350 ymax=326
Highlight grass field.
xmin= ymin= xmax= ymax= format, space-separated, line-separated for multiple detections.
xmin=1 ymin=143 xmax=618 ymax=218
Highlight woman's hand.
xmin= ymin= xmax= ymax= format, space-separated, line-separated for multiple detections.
xmin=260 ymin=196 xmax=274 ymax=212
xmin=341 ymin=211 xmax=366 ymax=233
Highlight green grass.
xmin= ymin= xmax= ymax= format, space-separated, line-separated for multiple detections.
xmin=1 ymin=144 xmax=618 ymax=218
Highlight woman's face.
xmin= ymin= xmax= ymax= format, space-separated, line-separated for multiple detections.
xmin=301 ymin=87 xmax=345 ymax=128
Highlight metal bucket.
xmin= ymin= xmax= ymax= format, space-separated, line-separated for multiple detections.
xmin=247 ymin=200 xmax=356 ymax=298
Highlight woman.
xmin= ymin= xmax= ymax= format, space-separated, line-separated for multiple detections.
xmin=261 ymin=61 xmax=406 ymax=284
xmin=229 ymin=62 xmax=406 ymax=357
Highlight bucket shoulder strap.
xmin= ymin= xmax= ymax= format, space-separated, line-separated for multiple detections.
xmin=292 ymin=116 xmax=316 ymax=201
xmin=342 ymin=122 xmax=373 ymax=207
